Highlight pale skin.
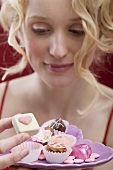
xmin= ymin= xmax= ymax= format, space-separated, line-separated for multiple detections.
xmin=0 ymin=117 xmax=30 ymax=169
xmin=0 ymin=0 xmax=113 ymax=170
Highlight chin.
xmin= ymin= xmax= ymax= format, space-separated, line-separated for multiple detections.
xmin=44 ymin=77 xmax=78 ymax=89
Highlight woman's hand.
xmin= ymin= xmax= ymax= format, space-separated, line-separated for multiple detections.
xmin=9 ymin=166 xmax=33 ymax=170
xmin=0 ymin=117 xmax=30 ymax=169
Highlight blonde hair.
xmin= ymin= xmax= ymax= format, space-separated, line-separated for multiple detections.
xmin=0 ymin=0 xmax=29 ymax=80
xmin=0 ymin=0 xmax=113 ymax=91
xmin=72 ymin=0 xmax=113 ymax=94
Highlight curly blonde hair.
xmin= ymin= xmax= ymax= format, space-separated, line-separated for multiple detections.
xmin=0 ymin=0 xmax=113 ymax=92
xmin=0 ymin=0 xmax=29 ymax=80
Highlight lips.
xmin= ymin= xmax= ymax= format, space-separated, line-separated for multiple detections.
xmin=45 ymin=63 xmax=74 ymax=73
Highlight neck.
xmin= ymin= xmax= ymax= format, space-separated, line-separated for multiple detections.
xmin=28 ymin=73 xmax=98 ymax=117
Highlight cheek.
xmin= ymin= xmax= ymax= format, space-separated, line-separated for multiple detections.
xmin=25 ymin=41 xmax=45 ymax=60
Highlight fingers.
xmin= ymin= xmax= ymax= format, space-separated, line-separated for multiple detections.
xmin=9 ymin=166 xmax=33 ymax=170
xmin=0 ymin=147 xmax=29 ymax=169
xmin=0 ymin=133 xmax=30 ymax=153
xmin=0 ymin=117 xmax=13 ymax=133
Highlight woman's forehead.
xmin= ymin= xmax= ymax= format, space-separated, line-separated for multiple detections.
xmin=26 ymin=0 xmax=78 ymax=20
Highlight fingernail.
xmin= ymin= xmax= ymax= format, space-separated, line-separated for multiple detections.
xmin=21 ymin=148 xmax=29 ymax=157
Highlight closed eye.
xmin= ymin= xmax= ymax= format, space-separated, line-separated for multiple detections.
xmin=32 ymin=28 xmax=50 ymax=35
xmin=69 ymin=29 xmax=85 ymax=36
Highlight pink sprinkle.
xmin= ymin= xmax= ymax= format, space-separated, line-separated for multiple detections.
xmin=85 ymin=157 xmax=95 ymax=162
xmin=64 ymin=159 xmax=74 ymax=164
xmin=90 ymin=153 xmax=100 ymax=159
xmin=67 ymin=156 xmax=75 ymax=160
xmin=38 ymin=153 xmax=46 ymax=160
xmin=74 ymin=159 xmax=84 ymax=164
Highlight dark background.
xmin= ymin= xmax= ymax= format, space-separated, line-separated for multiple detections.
xmin=0 ymin=27 xmax=113 ymax=88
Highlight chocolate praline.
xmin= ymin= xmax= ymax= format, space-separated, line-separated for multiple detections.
xmin=50 ymin=118 xmax=66 ymax=132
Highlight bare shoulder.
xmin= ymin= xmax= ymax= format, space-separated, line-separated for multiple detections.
xmin=92 ymin=83 xmax=113 ymax=111
xmin=0 ymin=74 xmax=34 ymax=118
xmin=0 ymin=81 xmax=7 ymax=101
xmin=99 ymin=83 xmax=113 ymax=100
xmin=99 ymin=84 xmax=113 ymax=98
xmin=98 ymin=84 xmax=113 ymax=147
xmin=0 ymin=75 xmax=29 ymax=99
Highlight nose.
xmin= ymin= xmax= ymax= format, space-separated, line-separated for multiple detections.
xmin=49 ymin=32 xmax=68 ymax=59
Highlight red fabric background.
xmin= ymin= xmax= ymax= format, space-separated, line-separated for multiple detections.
xmin=0 ymin=27 xmax=33 ymax=82
xmin=0 ymin=27 xmax=113 ymax=88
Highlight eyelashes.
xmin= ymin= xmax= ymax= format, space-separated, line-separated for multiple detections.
xmin=32 ymin=28 xmax=84 ymax=36
xmin=32 ymin=28 xmax=50 ymax=35
xmin=68 ymin=29 xmax=85 ymax=36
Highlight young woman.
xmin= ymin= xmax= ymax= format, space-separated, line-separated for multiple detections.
xmin=0 ymin=0 xmax=113 ymax=169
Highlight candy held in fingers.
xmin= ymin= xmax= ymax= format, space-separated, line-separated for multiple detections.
xmin=70 ymin=144 xmax=92 ymax=160
xmin=12 ymin=113 xmax=39 ymax=136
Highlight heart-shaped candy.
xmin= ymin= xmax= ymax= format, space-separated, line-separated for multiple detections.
xmin=18 ymin=116 xmax=32 ymax=125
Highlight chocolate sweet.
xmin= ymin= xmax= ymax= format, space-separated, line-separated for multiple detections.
xmin=50 ymin=118 xmax=66 ymax=132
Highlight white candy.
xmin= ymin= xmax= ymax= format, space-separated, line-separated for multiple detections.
xmin=12 ymin=113 xmax=39 ymax=136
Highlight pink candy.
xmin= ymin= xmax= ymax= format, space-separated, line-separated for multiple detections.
xmin=18 ymin=115 xmax=32 ymax=125
xmin=90 ymin=153 xmax=100 ymax=159
xmin=64 ymin=144 xmax=100 ymax=164
xmin=39 ymin=153 xmax=46 ymax=160
xmin=85 ymin=157 xmax=95 ymax=162
xmin=64 ymin=159 xmax=74 ymax=164
xmin=74 ymin=159 xmax=84 ymax=164
xmin=70 ymin=144 xmax=92 ymax=160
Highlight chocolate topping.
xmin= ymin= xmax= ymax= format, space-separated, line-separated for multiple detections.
xmin=50 ymin=118 xmax=66 ymax=132
xmin=44 ymin=126 xmax=54 ymax=136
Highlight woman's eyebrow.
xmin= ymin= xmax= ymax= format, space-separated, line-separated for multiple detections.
xmin=70 ymin=18 xmax=82 ymax=22
xmin=26 ymin=16 xmax=82 ymax=25
xmin=27 ymin=15 xmax=48 ymax=22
